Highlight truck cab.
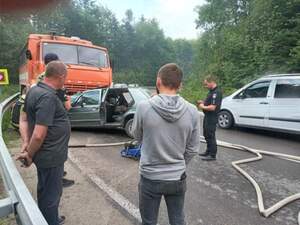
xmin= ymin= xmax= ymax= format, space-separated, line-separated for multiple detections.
xmin=19 ymin=34 xmax=112 ymax=94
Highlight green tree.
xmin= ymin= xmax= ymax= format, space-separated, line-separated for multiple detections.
xmin=193 ymin=0 xmax=300 ymax=89
xmin=0 ymin=15 xmax=34 ymax=83
xmin=172 ymin=39 xmax=195 ymax=77
xmin=0 ymin=0 xmax=195 ymax=88
xmin=133 ymin=18 xmax=174 ymax=85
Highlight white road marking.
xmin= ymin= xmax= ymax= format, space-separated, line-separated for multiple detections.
xmin=68 ymin=151 xmax=142 ymax=223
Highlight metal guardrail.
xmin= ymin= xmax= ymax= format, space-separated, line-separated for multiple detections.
xmin=0 ymin=93 xmax=48 ymax=225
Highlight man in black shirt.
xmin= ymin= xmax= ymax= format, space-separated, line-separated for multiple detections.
xmin=198 ymin=75 xmax=222 ymax=161
xmin=17 ymin=61 xmax=71 ymax=225
xmin=20 ymin=53 xmax=74 ymax=189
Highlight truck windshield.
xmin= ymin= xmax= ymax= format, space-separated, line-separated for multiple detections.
xmin=43 ymin=43 xmax=109 ymax=68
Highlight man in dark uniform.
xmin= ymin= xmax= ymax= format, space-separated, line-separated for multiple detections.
xmin=198 ymin=75 xmax=222 ymax=161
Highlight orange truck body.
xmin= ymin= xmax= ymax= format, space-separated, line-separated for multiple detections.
xmin=19 ymin=34 xmax=112 ymax=94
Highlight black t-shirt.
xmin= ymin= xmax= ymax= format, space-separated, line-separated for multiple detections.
xmin=56 ymin=88 xmax=67 ymax=102
xmin=203 ymin=86 xmax=222 ymax=121
xmin=24 ymin=82 xmax=71 ymax=168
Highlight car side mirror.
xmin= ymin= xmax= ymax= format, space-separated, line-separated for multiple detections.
xmin=128 ymin=99 xmax=134 ymax=107
xmin=239 ymin=92 xmax=246 ymax=99
xmin=25 ymin=50 xmax=32 ymax=60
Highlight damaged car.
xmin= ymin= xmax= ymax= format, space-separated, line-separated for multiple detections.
xmin=68 ymin=85 xmax=150 ymax=138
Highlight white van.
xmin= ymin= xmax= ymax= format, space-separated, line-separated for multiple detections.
xmin=218 ymin=74 xmax=300 ymax=134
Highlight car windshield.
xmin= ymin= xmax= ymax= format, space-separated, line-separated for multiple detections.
xmin=129 ymin=88 xmax=150 ymax=102
xmin=70 ymin=92 xmax=82 ymax=103
xmin=43 ymin=43 xmax=108 ymax=68
xmin=141 ymin=88 xmax=154 ymax=96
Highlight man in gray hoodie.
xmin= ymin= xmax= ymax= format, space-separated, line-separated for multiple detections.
xmin=133 ymin=63 xmax=201 ymax=225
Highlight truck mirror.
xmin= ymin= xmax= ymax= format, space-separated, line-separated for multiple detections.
xmin=25 ymin=50 xmax=32 ymax=60
xmin=110 ymin=59 xmax=114 ymax=70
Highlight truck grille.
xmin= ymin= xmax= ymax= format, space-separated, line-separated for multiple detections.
xmin=64 ymin=83 xmax=105 ymax=94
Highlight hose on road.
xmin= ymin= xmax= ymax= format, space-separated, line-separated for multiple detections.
xmin=69 ymin=137 xmax=300 ymax=223
xmin=69 ymin=142 xmax=126 ymax=148
xmin=200 ymin=138 xmax=300 ymax=220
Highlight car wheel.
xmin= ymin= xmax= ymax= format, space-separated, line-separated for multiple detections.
xmin=218 ymin=111 xmax=233 ymax=129
xmin=125 ymin=118 xmax=134 ymax=138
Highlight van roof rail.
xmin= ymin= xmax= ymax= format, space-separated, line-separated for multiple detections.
xmin=262 ymin=73 xmax=300 ymax=78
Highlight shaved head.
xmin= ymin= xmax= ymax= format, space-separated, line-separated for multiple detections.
xmin=45 ymin=61 xmax=67 ymax=78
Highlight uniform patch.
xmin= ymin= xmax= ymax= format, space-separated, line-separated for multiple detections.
xmin=212 ymin=93 xmax=217 ymax=99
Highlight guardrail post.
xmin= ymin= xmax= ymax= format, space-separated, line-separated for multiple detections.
xmin=0 ymin=197 xmax=14 ymax=217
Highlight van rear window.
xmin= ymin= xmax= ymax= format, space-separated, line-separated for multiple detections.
xmin=43 ymin=43 xmax=108 ymax=68
xmin=274 ymin=79 xmax=300 ymax=98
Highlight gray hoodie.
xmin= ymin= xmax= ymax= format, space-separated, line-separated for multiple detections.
xmin=132 ymin=94 xmax=201 ymax=180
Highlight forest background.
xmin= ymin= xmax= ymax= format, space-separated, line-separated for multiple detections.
xmin=1 ymin=0 xmax=299 ymax=101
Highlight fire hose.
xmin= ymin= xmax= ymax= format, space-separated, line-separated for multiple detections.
xmin=200 ymin=138 xmax=300 ymax=220
xmin=68 ymin=142 xmax=126 ymax=148
xmin=69 ymin=137 xmax=300 ymax=223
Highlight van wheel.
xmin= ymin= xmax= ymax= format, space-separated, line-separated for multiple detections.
xmin=218 ymin=111 xmax=233 ymax=129
xmin=125 ymin=118 xmax=134 ymax=138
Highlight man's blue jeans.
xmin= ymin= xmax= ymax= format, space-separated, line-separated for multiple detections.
xmin=139 ymin=174 xmax=187 ymax=225
xmin=37 ymin=165 xmax=64 ymax=225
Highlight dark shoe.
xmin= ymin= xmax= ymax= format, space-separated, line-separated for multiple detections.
xmin=63 ymin=171 xmax=67 ymax=177
xmin=199 ymin=152 xmax=209 ymax=157
xmin=62 ymin=178 xmax=75 ymax=188
xmin=59 ymin=215 xmax=65 ymax=225
xmin=201 ymin=155 xmax=216 ymax=161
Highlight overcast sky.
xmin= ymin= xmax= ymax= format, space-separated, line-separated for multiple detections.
xmin=99 ymin=0 xmax=206 ymax=40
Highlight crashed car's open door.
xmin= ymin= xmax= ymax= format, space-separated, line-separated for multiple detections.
xmin=99 ymin=87 xmax=130 ymax=125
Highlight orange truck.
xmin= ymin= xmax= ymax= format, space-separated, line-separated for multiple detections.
xmin=11 ymin=33 xmax=113 ymax=128
xmin=19 ymin=33 xmax=112 ymax=94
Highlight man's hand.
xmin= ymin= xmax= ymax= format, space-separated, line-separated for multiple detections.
xmin=64 ymin=95 xmax=72 ymax=111
xmin=198 ymin=103 xmax=205 ymax=110
xmin=197 ymin=100 xmax=204 ymax=108
xmin=199 ymin=103 xmax=216 ymax=112
xmin=197 ymin=100 xmax=204 ymax=109
xmin=20 ymin=142 xmax=28 ymax=153
xmin=16 ymin=152 xmax=33 ymax=167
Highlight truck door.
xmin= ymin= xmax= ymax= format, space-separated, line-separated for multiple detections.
xmin=68 ymin=90 xmax=101 ymax=127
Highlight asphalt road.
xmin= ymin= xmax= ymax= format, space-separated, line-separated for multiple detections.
xmin=69 ymin=126 xmax=300 ymax=225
